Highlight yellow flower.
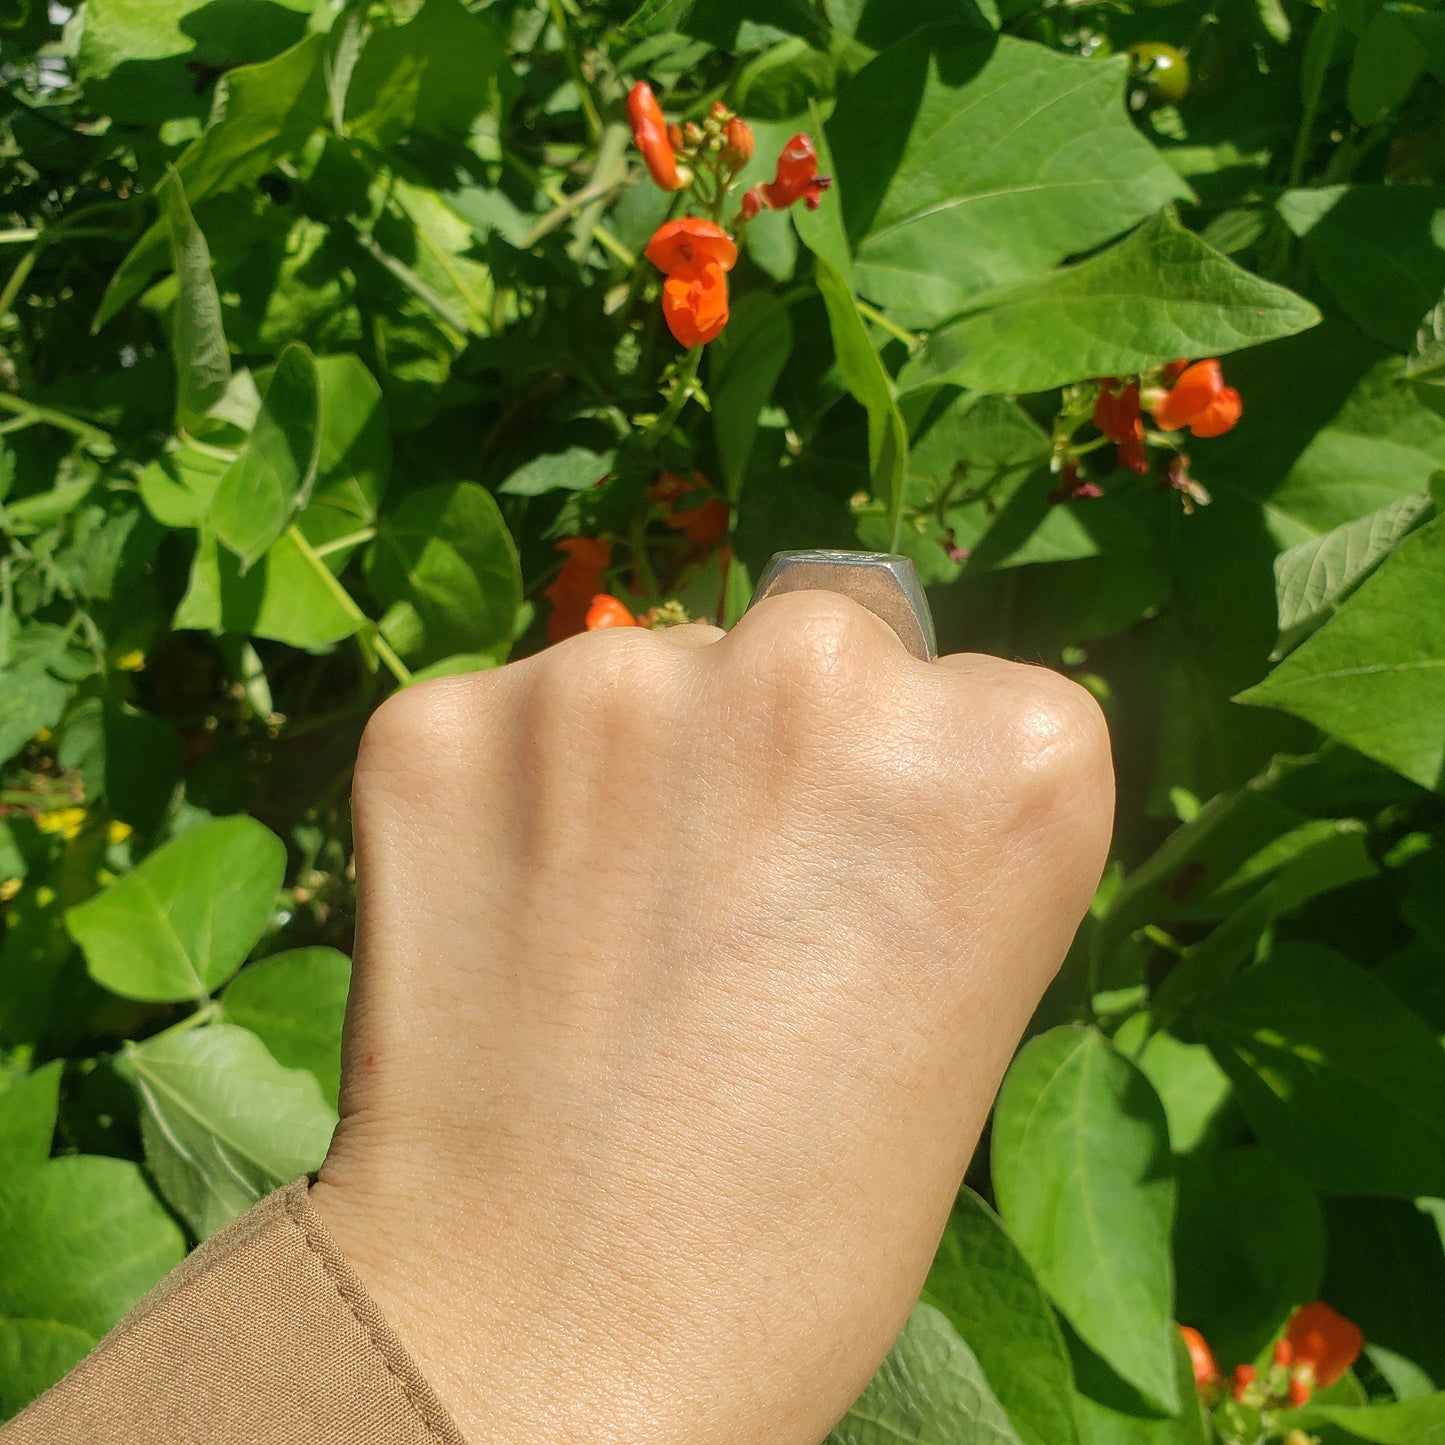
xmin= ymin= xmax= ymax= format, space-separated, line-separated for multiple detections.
xmin=0 ymin=879 xmax=21 ymax=904
xmin=35 ymin=807 xmax=87 ymax=840
xmin=107 ymin=819 xmax=133 ymax=844
xmin=115 ymin=649 xmax=146 ymax=672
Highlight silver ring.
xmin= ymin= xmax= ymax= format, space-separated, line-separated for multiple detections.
xmin=746 ymin=550 xmax=937 ymax=662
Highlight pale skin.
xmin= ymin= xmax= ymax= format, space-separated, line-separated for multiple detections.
xmin=310 ymin=589 xmax=1114 ymax=1444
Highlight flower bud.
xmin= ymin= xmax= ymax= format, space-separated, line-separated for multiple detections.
xmin=721 ymin=116 xmax=755 ymax=170
xmin=585 ymin=594 xmax=639 ymax=630
xmin=627 ymin=81 xmax=686 ymax=191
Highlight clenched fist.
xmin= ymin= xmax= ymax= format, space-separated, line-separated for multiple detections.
xmin=310 ymin=591 xmax=1113 ymax=1444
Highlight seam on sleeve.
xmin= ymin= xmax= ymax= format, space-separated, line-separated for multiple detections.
xmin=284 ymin=1189 xmax=459 ymax=1444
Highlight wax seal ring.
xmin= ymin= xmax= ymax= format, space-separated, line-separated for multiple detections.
xmin=747 ymin=550 xmax=937 ymax=662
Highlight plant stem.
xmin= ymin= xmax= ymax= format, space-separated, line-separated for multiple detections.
xmin=547 ymin=0 xmax=603 ymax=143
xmin=285 ymin=524 xmax=413 ymax=687
xmin=1288 ymin=9 xmax=1339 ymax=188
xmin=855 ymin=298 xmax=920 ymax=350
xmin=0 ymin=391 xmax=113 ymax=449
xmin=642 ymin=345 xmax=703 ymax=446
xmin=310 ymin=527 xmax=377 ymax=558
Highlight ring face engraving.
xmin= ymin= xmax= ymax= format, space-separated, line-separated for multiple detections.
xmin=747 ymin=550 xmax=938 ymax=662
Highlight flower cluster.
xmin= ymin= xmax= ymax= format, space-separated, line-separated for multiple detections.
xmin=627 ymin=81 xmax=830 ymax=348
xmin=1181 ymin=1302 xmax=1363 ymax=1439
xmin=546 ymin=472 xmax=730 ymax=642
xmin=1056 ymin=357 xmax=1242 ymax=513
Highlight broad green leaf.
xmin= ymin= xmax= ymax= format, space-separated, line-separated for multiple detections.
xmin=1281 ymin=1395 xmax=1445 ymax=1443
xmin=1113 ymin=1018 xmax=1236 ymax=1156
xmin=992 ymin=1025 xmax=1178 ymax=1413
xmin=1239 ymin=516 xmax=1445 ymax=791
xmin=810 ymin=252 xmax=907 ymax=549
xmin=57 ymin=698 xmax=182 ymax=836
xmin=828 ymin=1303 xmax=1025 ymax=1445
xmin=1347 ymin=13 xmax=1426 ymax=126
xmin=1273 ymin=492 xmax=1434 ymax=654
xmin=364 ymin=482 xmax=522 ymax=666
xmin=95 ymin=34 xmax=328 ymax=330
xmin=0 ymin=1155 xmax=185 ymax=1414
xmin=1279 ymin=186 xmax=1445 ymax=350
xmin=210 ymin=344 xmax=321 ymax=569
xmin=137 ymin=443 xmax=229 ymax=529
xmin=76 ymin=0 xmax=311 ymax=126
xmin=1322 ymin=1196 xmax=1445 ymax=1385
xmin=175 ymin=527 xmax=364 ymax=649
xmin=0 ymin=661 xmax=73 ymax=770
xmin=124 ymin=1023 xmax=336 ymax=1239
xmin=0 ymin=1060 xmax=62 ymax=1167
xmin=923 ymin=1191 xmax=1083 ymax=1445
xmin=1173 ymin=1148 xmax=1325 ymax=1363
xmin=311 ymin=353 xmax=390 ymax=530
xmin=1224 ymin=357 xmax=1445 ymax=551
xmin=65 ymin=815 xmax=286 ymax=1003
xmin=710 ymin=294 xmax=794 ymax=499
xmin=161 ymin=172 xmax=230 ymax=430
xmin=1195 ymin=944 xmax=1445 ymax=1197
xmin=899 ymin=213 xmax=1320 ymax=396
xmin=345 ymin=0 xmax=503 ymax=148
xmin=828 ymin=29 xmax=1189 ymax=328
xmin=221 ymin=948 xmax=351 ymax=1109
xmin=1070 ymin=1335 xmax=1212 ymax=1445
xmin=499 ymin=447 xmax=615 ymax=498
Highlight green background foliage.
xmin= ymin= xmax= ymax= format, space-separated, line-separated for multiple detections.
xmin=2 ymin=0 xmax=1445 ymax=1438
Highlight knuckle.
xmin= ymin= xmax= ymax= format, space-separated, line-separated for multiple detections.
xmin=990 ymin=664 xmax=1114 ymax=850
xmin=536 ymin=624 xmax=671 ymax=718
xmin=734 ymin=590 xmax=894 ymax=695
xmin=357 ymin=676 xmax=475 ymax=778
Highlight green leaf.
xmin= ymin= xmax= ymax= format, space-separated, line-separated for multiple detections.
xmin=1113 ymin=1018 xmax=1236 ymax=1157
xmin=175 ymin=527 xmax=365 ymax=649
xmin=95 ymin=34 xmax=328 ymax=330
xmin=1273 ymin=492 xmax=1434 ymax=654
xmin=364 ymin=482 xmax=522 ymax=666
xmin=809 ymin=252 xmax=908 ymax=549
xmin=210 ymin=344 xmax=321 ymax=569
xmin=1173 ymin=1147 xmax=1325 ymax=1363
xmin=311 ymin=353 xmax=390 ymax=529
xmin=160 ymin=171 xmax=230 ymax=430
xmin=710 ymin=294 xmax=794 ymax=499
xmin=899 ymin=212 xmax=1320 ymax=396
xmin=0 ymin=1060 xmax=62 ymax=1167
xmin=1238 ymin=357 xmax=1445 ymax=551
xmin=124 ymin=1023 xmax=337 ymax=1238
xmin=1195 ymin=943 xmax=1445 ymax=1197
xmin=827 ymin=29 xmax=1189 ymax=328
xmin=57 ymin=699 xmax=183 ymax=836
xmin=65 ymin=815 xmax=286 ymax=1003
xmin=828 ymin=1303 xmax=1025 ymax=1445
xmin=1279 ymin=186 xmax=1445 ymax=350
xmin=498 ymin=447 xmax=615 ymax=498
xmin=1239 ymin=516 xmax=1445 ymax=791
xmin=0 ymin=1155 xmax=186 ymax=1414
xmin=992 ymin=1025 xmax=1178 ymax=1413
xmin=1282 ymin=1395 xmax=1445 ymax=1443
xmin=923 ymin=1190 xmax=1083 ymax=1445
xmin=1322 ymin=1196 xmax=1445 ymax=1385
xmin=1347 ymin=12 xmax=1426 ymax=125
xmin=76 ymin=0 xmax=311 ymax=127
xmin=221 ymin=948 xmax=351 ymax=1110
xmin=138 ymin=443 xmax=231 ymax=529
xmin=1070 ymin=1335 xmax=1212 ymax=1445
xmin=345 ymin=0 xmax=503 ymax=148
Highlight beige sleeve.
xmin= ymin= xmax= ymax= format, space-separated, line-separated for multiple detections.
xmin=2 ymin=1179 xmax=467 ymax=1445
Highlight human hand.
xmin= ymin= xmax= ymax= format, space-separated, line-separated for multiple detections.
xmin=309 ymin=592 xmax=1113 ymax=1444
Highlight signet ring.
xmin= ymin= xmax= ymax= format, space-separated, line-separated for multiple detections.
xmin=746 ymin=551 xmax=937 ymax=663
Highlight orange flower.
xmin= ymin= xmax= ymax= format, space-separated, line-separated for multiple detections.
xmin=585 ymin=594 xmax=638 ymax=630
xmin=1092 ymin=380 xmax=1148 ymax=474
xmin=627 ymin=81 xmax=687 ymax=191
xmin=1285 ymin=1303 xmax=1363 ymax=1389
xmin=661 ymin=262 xmax=729 ymax=346
xmin=760 ymin=133 xmax=832 ymax=210
xmin=645 ymin=218 xmax=738 ymax=275
xmin=1178 ymin=1327 xmax=1219 ymax=1394
xmin=648 ymin=471 xmax=730 ymax=545
xmin=1150 ymin=359 xmax=1242 ymax=438
xmin=544 ymin=537 xmax=611 ymax=643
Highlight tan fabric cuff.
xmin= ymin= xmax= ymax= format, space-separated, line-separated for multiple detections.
xmin=4 ymin=1178 xmax=467 ymax=1445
